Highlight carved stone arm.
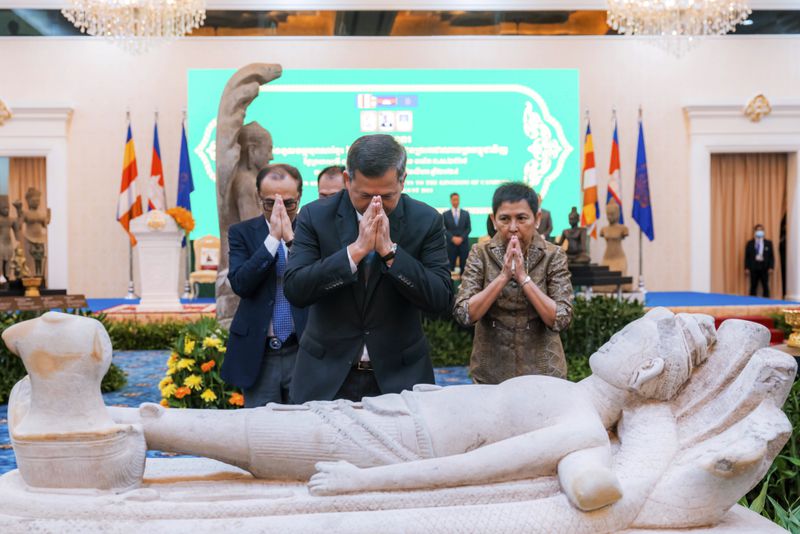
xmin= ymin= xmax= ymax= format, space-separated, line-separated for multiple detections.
xmin=215 ymin=64 xmax=282 ymax=196
xmin=309 ymin=422 xmax=606 ymax=496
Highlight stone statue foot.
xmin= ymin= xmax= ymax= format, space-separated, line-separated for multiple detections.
xmin=570 ymin=466 xmax=623 ymax=511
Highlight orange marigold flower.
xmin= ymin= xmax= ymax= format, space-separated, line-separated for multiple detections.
xmin=166 ymin=207 xmax=196 ymax=234
xmin=160 ymin=399 xmax=169 ymax=407
xmin=174 ymin=386 xmax=192 ymax=399
xmin=228 ymin=393 xmax=245 ymax=407
xmin=201 ymin=360 xmax=216 ymax=373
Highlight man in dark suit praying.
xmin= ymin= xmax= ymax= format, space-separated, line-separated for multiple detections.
xmin=284 ymin=134 xmax=452 ymax=403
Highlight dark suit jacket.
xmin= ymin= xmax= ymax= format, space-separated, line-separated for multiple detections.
xmin=221 ymin=216 xmax=308 ymax=389
xmin=745 ymin=238 xmax=775 ymax=271
xmin=284 ymin=191 xmax=453 ymax=403
xmin=443 ymin=208 xmax=471 ymax=242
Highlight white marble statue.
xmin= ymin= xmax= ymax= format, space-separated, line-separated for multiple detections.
xmin=0 ymin=309 xmax=795 ymax=533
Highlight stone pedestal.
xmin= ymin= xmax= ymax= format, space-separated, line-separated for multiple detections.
xmin=0 ymin=458 xmax=787 ymax=533
xmin=130 ymin=211 xmax=183 ymax=312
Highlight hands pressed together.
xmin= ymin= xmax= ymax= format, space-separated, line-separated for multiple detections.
xmin=348 ymin=196 xmax=395 ymax=264
xmin=268 ymin=195 xmax=295 ymax=244
xmin=500 ymin=235 xmax=529 ymax=286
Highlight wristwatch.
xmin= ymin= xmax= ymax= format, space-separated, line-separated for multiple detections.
xmin=381 ymin=243 xmax=398 ymax=263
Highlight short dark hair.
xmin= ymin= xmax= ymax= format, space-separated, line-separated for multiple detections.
xmin=754 ymin=223 xmax=764 ymax=231
xmin=317 ymin=165 xmax=345 ymax=183
xmin=450 ymin=192 xmax=459 ymax=199
xmin=256 ymin=163 xmax=303 ymax=196
xmin=491 ymin=182 xmax=539 ymax=215
xmin=346 ymin=135 xmax=406 ymax=181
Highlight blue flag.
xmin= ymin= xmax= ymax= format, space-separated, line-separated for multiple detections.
xmin=632 ymin=119 xmax=654 ymax=241
xmin=177 ymin=122 xmax=194 ymax=246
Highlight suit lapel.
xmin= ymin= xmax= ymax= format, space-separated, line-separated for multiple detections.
xmin=335 ymin=192 xmax=366 ymax=310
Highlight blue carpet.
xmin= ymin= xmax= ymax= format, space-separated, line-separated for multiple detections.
xmin=645 ymin=291 xmax=797 ymax=308
xmin=0 ymin=350 xmax=470 ymax=475
xmin=85 ymin=298 xmax=215 ymax=312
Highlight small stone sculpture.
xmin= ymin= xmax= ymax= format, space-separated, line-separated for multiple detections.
xmin=10 ymin=245 xmax=28 ymax=281
xmin=14 ymin=187 xmax=50 ymax=279
xmin=1 ymin=309 xmax=794 ymax=533
xmin=599 ymin=199 xmax=631 ymax=291
xmin=0 ymin=196 xmax=18 ymax=283
xmin=215 ymin=63 xmax=282 ymax=327
xmin=556 ymin=206 xmax=590 ymax=264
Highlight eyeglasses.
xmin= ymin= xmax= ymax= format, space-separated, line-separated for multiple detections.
xmin=260 ymin=197 xmax=298 ymax=211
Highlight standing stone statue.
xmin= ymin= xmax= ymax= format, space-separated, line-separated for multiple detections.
xmin=599 ymin=199 xmax=631 ymax=291
xmin=556 ymin=206 xmax=589 ymax=264
xmin=14 ymin=187 xmax=50 ymax=280
xmin=215 ymin=63 xmax=282 ymax=327
xmin=0 ymin=196 xmax=18 ymax=284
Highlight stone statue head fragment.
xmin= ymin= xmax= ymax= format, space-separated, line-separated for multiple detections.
xmin=238 ymin=122 xmax=273 ymax=171
xmin=568 ymin=206 xmax=579 ymax=228
xmin=589 ymin=308 xmax=716 ymax=400
xmin=606 ymin=198 xmax=620 ymax=224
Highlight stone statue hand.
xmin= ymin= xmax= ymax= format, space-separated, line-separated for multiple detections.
xmin=308 ymin=460 xmax=369 ymax=496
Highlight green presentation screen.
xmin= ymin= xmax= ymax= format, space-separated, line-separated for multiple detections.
xmin=187 ymin=69 xmax=580 ymax=239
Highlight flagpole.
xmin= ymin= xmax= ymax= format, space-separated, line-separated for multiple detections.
xmin=122 ymin=110 xmax=138 ymax=300
xmin=636 ymin=106 xmax=646 ymax=295
xmin=181 ymin=109 xmax=193 ymax=300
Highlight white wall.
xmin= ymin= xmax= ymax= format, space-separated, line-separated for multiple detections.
xmin=0 ymin=35 xmax=798 ymax=297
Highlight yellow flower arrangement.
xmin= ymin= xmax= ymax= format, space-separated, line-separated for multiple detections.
xmin=202 ymin=336 xmax=223 ymax=350
xmin=166 ymin=207 xmax=195 ymax=234
xmin=161 ymin=319 xmax=241 ymax=410
xmin=177 ymin=358 xmax=195 ymax=371
xmin=200 ymin=389 xmax=218 ymax=403
xmin=161 ymin=383 xmax=178 ymax=398
xmin=184 ymin=374 xmax=203 ymax=391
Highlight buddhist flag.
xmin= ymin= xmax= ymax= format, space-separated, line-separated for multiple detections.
xmin=632 ymin=114 xmax=654 ymax=241
xmin=607 ymin=116 xmax=624 ymax=223
xmin=580 ymin=118 xmax=599 ymax=238
xmin=117 ymin=123 xmax=143 ymax=245
xmin=146 ymin=121 xmax=167 ymax=211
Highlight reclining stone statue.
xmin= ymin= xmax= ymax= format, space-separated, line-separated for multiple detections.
xmin=1 ymin=308 xmax=795 ymax=533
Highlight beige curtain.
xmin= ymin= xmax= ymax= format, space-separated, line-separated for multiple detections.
xmin=8 ymin=157 xmax=47 ymax=279
xmin=710 ymin=153 xmax=787 ymax=297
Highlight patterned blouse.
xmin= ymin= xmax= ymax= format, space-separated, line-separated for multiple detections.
xmin=454 ymin=232 xmax=573 ymax=384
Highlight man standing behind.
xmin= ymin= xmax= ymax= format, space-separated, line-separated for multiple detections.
xmin=745 ymin=223 xmax=775 ymax=297
xmin=221 ymin=164 xmax=308 ymax=407
xmin=538 ymin=194 xmax=553 ymax=241
xmin=443 ymin=192 xmax=471 ymax=273
xmin=317 ymin=165 xmax=346 ymax=199
xmin=285 ymin=134 xmax=452 ymax=403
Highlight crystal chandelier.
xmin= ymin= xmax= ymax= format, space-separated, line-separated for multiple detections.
xmin=606 ymin=1 xmax=752 ymax=57
xmin=62 ymin=0 xmax=207 ymax=53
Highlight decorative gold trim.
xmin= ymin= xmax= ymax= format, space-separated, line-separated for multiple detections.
xmin=0 ymin=99 xmax=11 ymax=126
xmin=744 ymin=94 xmax=771 ymax=123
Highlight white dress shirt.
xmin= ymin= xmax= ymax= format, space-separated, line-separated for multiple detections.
xmin=452 ymin=207 xmax=460 ymax=225
xmin=263 ymin=218 xmax=293 ymax=337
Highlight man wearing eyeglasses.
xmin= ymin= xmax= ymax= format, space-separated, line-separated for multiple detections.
xmin=221 ymin=164 xmax=308 ymax=407
xmin=284 ymin=135 xmax=452 ymax=403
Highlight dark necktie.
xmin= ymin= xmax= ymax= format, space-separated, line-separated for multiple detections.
xmin=272 ymin=244 xmax=292 ymax=342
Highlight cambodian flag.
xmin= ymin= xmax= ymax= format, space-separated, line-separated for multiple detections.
xmin=147 ymin=122 xmax=167 ymax=211
xmin=607 ymin=118 xmax=623 ymax=223
xmin=632 ymin=118 xmax=654 ymax=241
